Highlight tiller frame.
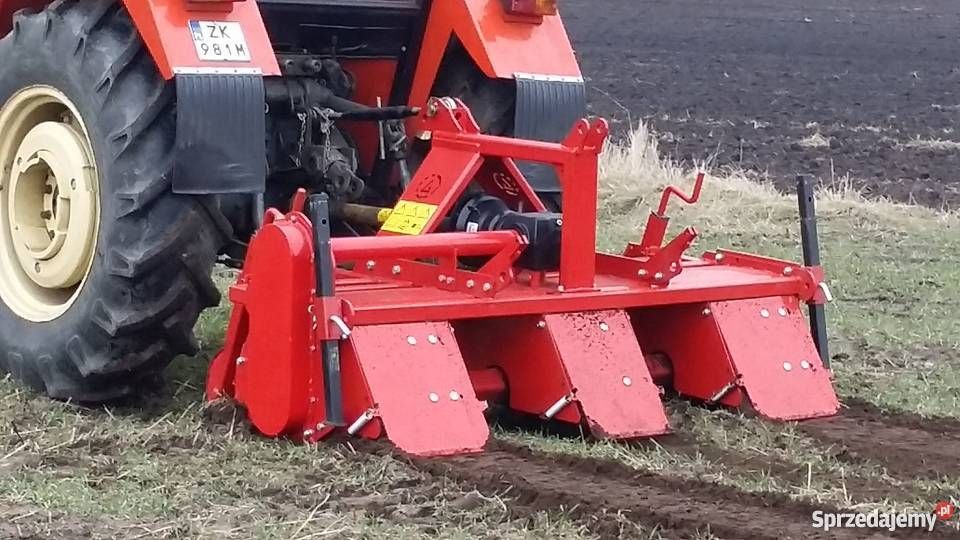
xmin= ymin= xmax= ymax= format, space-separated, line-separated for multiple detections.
xmin=207 ymin=98 xmax=839 ymax=456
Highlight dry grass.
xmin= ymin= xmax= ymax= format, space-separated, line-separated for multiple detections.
xmin=901 ymin=136 xmax=960 ymax=152
xmin=796 ymin=132 xmax=831 ymax=149
xmin=2 ymin=122 xmax=959 ymax=538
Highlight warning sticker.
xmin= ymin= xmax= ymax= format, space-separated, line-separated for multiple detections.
xmin=381 ymin=200 xmax=438 ymax=235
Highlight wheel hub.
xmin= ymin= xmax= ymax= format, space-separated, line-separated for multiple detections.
xmin=0 ymin=86 xmax=100 ymax=322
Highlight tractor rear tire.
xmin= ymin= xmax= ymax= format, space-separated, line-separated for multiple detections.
xmin=0 ymin=0 xmax=226 ymax=401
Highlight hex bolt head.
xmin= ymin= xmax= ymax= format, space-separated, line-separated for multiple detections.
xmin=622 ymin=376 xmax=633 ymax=387
xmin=536 ymin=320 xmax=547 ymax=329
xmin=760 ymin=308 xmax=770 ymax=318
xmin=407 ymin=336 xmax=417 ymax=346
xmin=427 ymin=334 xmax=439 ymax=345
xmin=599 ymin=322 xmax=610 ymax=332
xmin=449 ymin=391 xmax=461 ymax=401
xmin=482 ymin=283 xmax=493 ymax=292
xmin=365 ymin=260 xmax=376 ymax=270
xmin=392 ymin=265 xmax=402 ymax=275
xmin=783 ymin=361 xmax=793 ymax=372
xmin=445 ymin=277 xmax=455 ymax=285
xmin=654 ymin=272 xmax=664 ymax=281
xmin=236 ymin=356 xmax=247 ymax=366
xmin=428 ymin=392 xmax=440 ymax=403
xmin=702 ymin=307 xmax=712 ymax=317
xmin=778 ymin=307 xmax=788 ymax=317
xmin=637 ymin=269 xmax=648 ymax=277
xmin=800 ymin=360 xmax=811 ymax=370
xmin=466 ymin=280 xmax=476 ymax=289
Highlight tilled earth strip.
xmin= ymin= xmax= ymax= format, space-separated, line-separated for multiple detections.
xmin=801 ymin=400 xmax=960 ymax=480
xmin=395 ymin=441 xmax=954 ymax=540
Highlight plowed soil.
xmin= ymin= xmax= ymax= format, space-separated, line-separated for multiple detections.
xmin=801 ymin=400 xmax=960 ymax=479
xmin=402 ymin=441 xmax=953 ymax=540
xmin=564 ymin=0 xmax=960 ymax=207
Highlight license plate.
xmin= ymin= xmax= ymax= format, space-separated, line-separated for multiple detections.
xmin=188 ymin=20 xmax=251 ymax=62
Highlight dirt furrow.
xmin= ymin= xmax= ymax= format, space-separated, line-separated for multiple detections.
xmin=401 ymin=441 xmax=926 ymax=540
xmin=800 ymin=401 xmax=960 ymax=480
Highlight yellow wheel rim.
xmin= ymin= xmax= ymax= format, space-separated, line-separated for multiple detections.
xmin=0 ymin=86 xmax=100 ymax=322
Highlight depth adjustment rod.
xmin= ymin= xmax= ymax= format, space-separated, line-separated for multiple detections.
xmin=797 ymin=175 xmax=830 ymax=369
xmin=308 ymin=194 xmax=345 ymax=426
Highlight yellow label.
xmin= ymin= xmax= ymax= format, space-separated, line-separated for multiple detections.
xmin=381 ymin=200 xmax=438 ymax=235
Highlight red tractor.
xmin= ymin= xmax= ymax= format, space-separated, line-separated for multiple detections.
xmin=0 ymin=0 xmax=582 ymax=400
xmin=0 ymin=0 xmax=839 ymax=456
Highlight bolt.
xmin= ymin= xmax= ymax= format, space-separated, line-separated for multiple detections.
xmin=482 ymin=283 xmax=492 ymax=292
xmin=236 ymin=356 xmax=246 ymax=366
xmin=43 ymin=184 xmax=53 ymax=194
xmin=778 ymin=307 xmax=788 ymax=317
xmin=670 ymin=262 xmax=678 ymax=272
xmin=760 ymin=308 xmax=770 ymax=318
xmin=537 ymin=320 xmax=546 ymax=329
xmin=365 ymin=260 xmax=376 ymax=270
xmin=392 ymin=265 xmax=402 ymax=275
xmin=303 ymin=429 xmax=315 ymax=438
xmin=622 ymin=376 xmax=633 ymax=387
xmin=449 ymin=391 xmax=461 ymax=401
xmin=599 ymin=322 xmax=609 ymax=332
xmin=445 ymin=277 xmax=455 ymax=285
xmin=427 ymin=334 xmax=439 ymax=345
xmin=783 ymin=266 xmax=794 ymax=276
xmin=556 ymin=218 xmax=563 ymax=226
xmin=407 ymin=336 xmax=417 ymax=346
xmin=637 ymin=269 xmax=648 ymax=277
xmin=715 ymin=252 xmax=725 ymax=262
xmin=702 ymin=307 xmax=712 ymax=317
xmin=466 ymin=279 xmax=475 ymax=289
xmin=438 ymin=274 xmax=447 ymax=283
xmin=309 ymin=396 xmax=317 ymax=404
xmin=308 ymin=345 xmax=316 ymax=352
xmin=783 ymin=361 xmax=793 ymax=372
xmin=40 ymin=210 xmax=52 ymax=220
xmin=800 ymin=360 xmax=811 ymax=370
xmin=654 ymin=272 xmax=664 ymax=281
xmin=316 ymin=422 xmax=326 ymax=431
xmin=428 ymin=392 xmax=440 ymax=403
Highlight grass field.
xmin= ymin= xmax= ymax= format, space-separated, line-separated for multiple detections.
xmin=1 ymin=125 xmax=958 ymax=539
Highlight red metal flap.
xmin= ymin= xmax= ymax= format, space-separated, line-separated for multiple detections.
xmin=710 ymin=297 xmax=839 ymax=420
xmin=348 ymin=322 xmax=489 ymax=456
xmin=545 ymin=310 xmax=671 ymax=438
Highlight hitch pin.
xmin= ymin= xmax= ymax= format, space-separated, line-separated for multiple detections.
xmin=329 ymin=315 xmax=351 ymax=339
xmin=544 ymin=393 xmax=575 ymax=419
xmin=347 ymin=408 xmax=377 ymax=436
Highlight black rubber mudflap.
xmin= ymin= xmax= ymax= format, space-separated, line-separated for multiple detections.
xmin=174 ymin=73 xmax=266 ymax=194
xmin=513 ymin=75 xmax=587 ymax=203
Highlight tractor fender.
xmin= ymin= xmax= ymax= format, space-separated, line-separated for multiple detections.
xmin=410 ymin=0 xmax=585 ymax=200
xmin=408 ymin=0 xmax=582 ymax=107
xmin=121 ymin=0 xmax=278 ymax=194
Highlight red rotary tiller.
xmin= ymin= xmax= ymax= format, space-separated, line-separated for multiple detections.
xmin=207 ymin=98 xmax=839 ymax=456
